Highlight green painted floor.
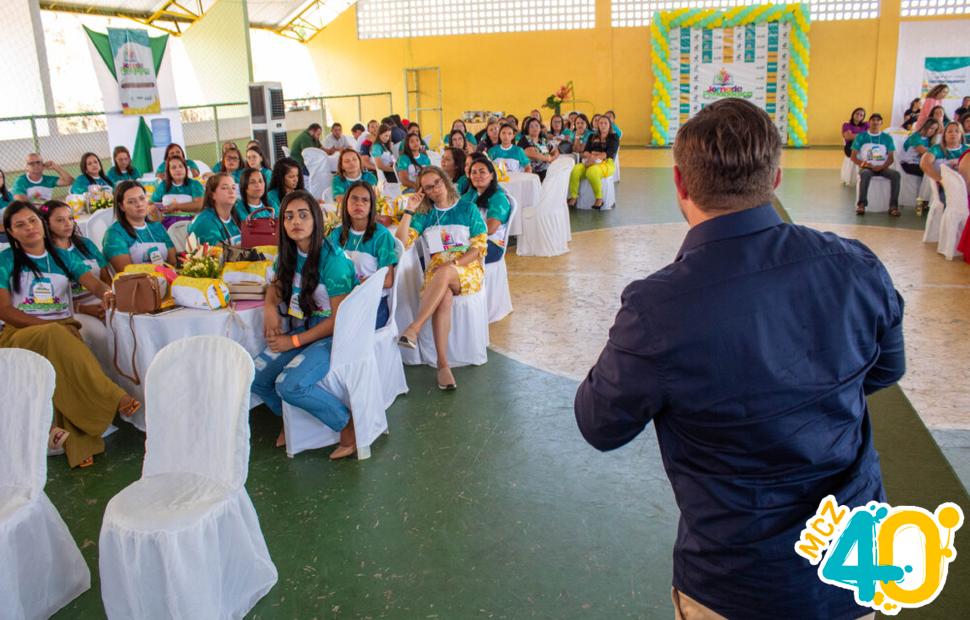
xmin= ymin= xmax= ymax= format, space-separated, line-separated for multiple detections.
xmin=47 ymin=167 xmax=969 ymax=618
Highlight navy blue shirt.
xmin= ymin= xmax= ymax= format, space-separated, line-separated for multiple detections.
xmin=575 ymin=204 xmax=904 ymax=619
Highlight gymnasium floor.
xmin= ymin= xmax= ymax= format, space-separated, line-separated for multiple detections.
xmin=48 ymin=148 xmax=969 ymax=618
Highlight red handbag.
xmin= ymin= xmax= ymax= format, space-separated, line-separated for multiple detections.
xmin=241 ymin=207 xmax=279 ymax=248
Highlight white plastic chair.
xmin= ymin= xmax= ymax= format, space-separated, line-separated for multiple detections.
xmin=938 ymin=166 xmax=969 ymax=260
xmin=840 ymin=156 xmax=857 ymax=186
xmin=303 ymin=147 xmax=332 ymax=202
xmin=281 ymin=269 xmax=389 ymax=459
xmin=0 ymin=349 xmax=90 ymax=620
xmin=99 ymin=336 xmax=277 ymax=619
xmin=577 ymin=162 xmax=617 ymax=210
xmin=517 ymin=156 xmax=572 ymax=257
xmin=485 ymin=194 xmax=519 ymax=323
xmin=375 ymin=239 xmax=409 ymax=408
xmin=923 ymin=177 xmax=945 ymax=244
xmin=85 ymin=207 xmax=115 ymax=251
xmin=167 ymin=219 xmax=190 ymax=253
xmin=855 ymin=169 xmax=891 ymax=213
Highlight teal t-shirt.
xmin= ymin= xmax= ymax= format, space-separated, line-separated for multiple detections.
xmin=487 ymin=145 xmax=531 ymax=173
xmin=155 ymin=160 xmax=200 ymax=175
xmin=212 ymin=162 xmax=223 ymax=173
xmin=395 ymin=152 xmax=431 ymax=177
xmin=328 ymin=224 xmax=398 ymax=286
xmin=271 ymin=240 xmax=356 ymax=320
xmin=0 ymin=247 xmax=89 ymax=319
xmin=462 ymin=187 xmax=512 ymax=247
xmin=901 ymin=133 xmax=930 ymax=165
xmin=444 ymin=131 xmax=478 ymax=146
xmin=929 ymin=143 xmax=969 ymax=167
xmin=188 ymin=208 xmax=241 ymax=245
xmin=151 ymin=179 xmax=205 ymax=206
xmin=611 ymin=122 xmax=623 ymax=139
xmin=370 ymin=143 xmax=396 ymax=167
xmin=66 ymin=237 xmax=108 ymax=302
xmin=332 ymin=171 xmax=378 ymax=197
xmin=260 ymin=168 xmax=272 ymax=187
xmin=106 ymin=166 xmax=140 ymax=185
xmin=234 ymin=199 xmax=276 ymax=221
xmin=0 ymin=191 xmax=12 ymax=221
xmin=12 ymin=174 xmax=59 ymax=203
xmin=851 ymin=131 xmax=895 ymax=165
xmin=70 ymin=175 xmax=111 ymax=195
xmin=455 ymin=175 xmax=470 ymax=194
xmin=408 ymin=199 xmax=487 ymax=256
xmin=102 ymin=221 xmax=174 ymax=264
xmin=267 ymin=188 xmax=294 ymax=211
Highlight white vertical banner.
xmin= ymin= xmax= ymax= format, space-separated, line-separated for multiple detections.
xmin=107 ymin=28 xmax=161 ymax=115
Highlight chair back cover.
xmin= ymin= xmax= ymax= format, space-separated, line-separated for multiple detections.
xmin=501 ymin=194 xmax=519 ymax=248
xmin=0 ymin=349 xmax=54 ymax=498
xmin=86 ymin=207 xmax=116 ymax=250
xmin=940 ymin=165 xmax=968 ymax=214
xmin=167 ymin=220 xmax=190 ymax=253
xmin=537 ymin=157 xmax=573 ymax=215
xmin=330 ymin=268 xmax=386 ymax=369
xmin=939 ymin=165 xmax=970 ymax=258
xmin=303 ymin=148 xmax=332 ymax=201
xmin=141 ymin=335 xmax=255 ymax=489
xmin=192 ymin=160 xmax=212 ymax=176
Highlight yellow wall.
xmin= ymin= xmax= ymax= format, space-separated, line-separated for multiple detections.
xmin=304 ymin=0 xmax=950 ymax=146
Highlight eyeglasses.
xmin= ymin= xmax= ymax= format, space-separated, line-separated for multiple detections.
xmin=347 ymin=194 xmax=371 ymax=206
xmin=421 ymin=177 xmax=443 ymax=193
xmin=26 ymin=160 xmax=43 ymax=166
xmin=283 ymin=209 xmax=312 ymax=222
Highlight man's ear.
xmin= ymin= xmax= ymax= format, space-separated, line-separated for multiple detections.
xmin=774 ymin=167 xmax=782 ymax=190
xmin=673 ymin=165 xmax=689 ymax=200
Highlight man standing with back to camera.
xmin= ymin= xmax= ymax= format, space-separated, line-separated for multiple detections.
xmin=575 ymin=99 xmax=905 ymax=619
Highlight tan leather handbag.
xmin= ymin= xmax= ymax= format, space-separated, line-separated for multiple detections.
xmin=110 ymin=273 xmax=165 ymax=385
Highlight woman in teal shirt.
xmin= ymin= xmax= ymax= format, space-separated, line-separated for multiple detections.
xmin=462 ymin=156 xmax=511 ymax=264
xmin=920 ymin=121 xmax=968 ymax=183
xmin=900 ymin=119 xmax=940 ymax=177
xmin=245 ymin=146 xmax=273 ymax=187
xmin=444 ymin=120 xmax=477 ymax=148
xmin=151 ymin=156 xmax=205 ymax=214
xmin=548 ymin=114 xmax=575 ymax=154
xmin=332 ymin=149 xmax=377 ymax=206
xmin=267 ymin=157 xmax=305 ymax=210
xmin=188 ymin=173 xmax=243 ymax=245
xmin=236 ymin=166 xmax=277 ymax=220
xmin=371 ymin=124 xmax=398 ymax=183
xmin=441 ymin=147 xmax=469 ymax=194
xmin=106 ymin=146 xmax=140 ymax=185
xmin=70 ymin=152 xmax=112 ymax=195
xmin=102 ymin=181 xmax=176 ymax=271
xmin=487 ymin=124 xmax=532 ymax=174
xmin=396 ymin=133 xmax=431 ymax=191
xmin=154 ymin=143 xmax=200 ymax=178
xmin=218 ymin=146 xmax=244 ymax=183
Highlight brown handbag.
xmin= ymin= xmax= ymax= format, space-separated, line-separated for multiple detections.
xmin=241 ymin=207 xmax=279 ymax=248
xmin=110 ymin=273 xmax=165 ymax=385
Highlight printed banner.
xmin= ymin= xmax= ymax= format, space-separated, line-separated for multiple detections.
xmin=108 ymin=28 xmax=161 ymax=115
xmin=923 ymin=56 xmax=970 ymax=117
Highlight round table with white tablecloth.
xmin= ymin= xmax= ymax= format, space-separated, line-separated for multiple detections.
xmin=107 ymin=303 xmax=266 ymax=430
xmin=499 ymin=172 xmax=540 ymax=237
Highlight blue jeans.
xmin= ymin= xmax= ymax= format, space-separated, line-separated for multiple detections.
xmin=376 ymin=296 xmax=389 ymax=329
xmin=485 ymin=240 xmax=505 ymax=264
xmin=251 ymin=326 xmax=350 ymax=432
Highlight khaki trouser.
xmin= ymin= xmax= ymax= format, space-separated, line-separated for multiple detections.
xmin=671 ymin=588 xmax=875 ymax=620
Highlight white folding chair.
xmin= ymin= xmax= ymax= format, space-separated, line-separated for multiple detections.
xmin=577 ymin=162 xmax=617 ymax=210
xmin=303 ymin=147 xmax=332 ymax=202
xmin=938 ymin=166 xmax=969 ymax=260
xmin=85 ymin=207 xmax=115 ymax=251
xmin=485 ymin=194 xmax=518 ymax=323
xmin=0 ymin=350 xmax=90 ymax=620
xmin=517 ymin=156 xmax=572 ymax=257
xmin=840 ymin=156 xmax=857 ymax=186
xmin=281 ymin=270 xmax=389 ymax=459
xmin=923 ymin=176 xmax=945 ymax=244
xmin=855 ymin=169 xmax=891 ymax=213
xmin=375 ymin=239 xmax=409 ymax=408
xmin=167 ymin=219 xmax=190 ymax=253
xmin=99 ymin=336 xmax=277 ymax=619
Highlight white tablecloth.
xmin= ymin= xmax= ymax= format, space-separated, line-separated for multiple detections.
xmin=108 ymin=304 xmax=266 ymax=430
xmin=500 ymin=172 xmax=541 ymax=237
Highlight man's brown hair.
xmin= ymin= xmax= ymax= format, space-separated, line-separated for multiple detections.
xmin=672 ymin=99 xmax=781 ymax=212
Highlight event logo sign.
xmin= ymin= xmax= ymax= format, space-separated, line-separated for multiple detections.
xmin=795 ymin=495 xmax=963 ymax=615
xmin=107 ymin=28 xmax=161 ymax=116
xmin=700 ymin=66 xmax=756 ymax=100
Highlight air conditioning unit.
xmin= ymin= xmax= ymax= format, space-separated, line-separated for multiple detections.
xmin=249 ymin=81 xmax=287 ymax=168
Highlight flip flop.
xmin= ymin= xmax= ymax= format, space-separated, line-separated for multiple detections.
xmin=118 ymin=397 xmax=142 ymax=418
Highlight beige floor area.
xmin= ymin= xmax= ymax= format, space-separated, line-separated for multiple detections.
xmin=491 ymin=222 xmax=970 ymax=432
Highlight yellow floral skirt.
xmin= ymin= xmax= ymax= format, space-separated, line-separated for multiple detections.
xmin=408 ymin=230 xmax=487 ymax=296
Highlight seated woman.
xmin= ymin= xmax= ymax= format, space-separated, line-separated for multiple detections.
xmin=332 ymin=148 xmax=377 ymax=206
xmin=547 ymin=114 xmax=574 ymax=154
xmin=447 ymin=130 xmax=475 ymax=155
xmin=237 ymin=166 xmax=276 ymax=219
xmin=154 ymin=143 xmax=200 ymax=179
xmin=211 ymin=141 xmax=239 ymax=173
xmin=901 ymin=98 xmax=922 ymax=132
xmin=394 ymin=167 xmax=487 ymax=391
xmin=396 ymin=133 xmax=431 ymax=191
xmin=962 ymin=112 xmax=970 ymax=145
xmin=927 ymin=105 xmax=948 ymax=137
xmin=329 ymin=182 xmax=397 ymax=328
xmin=406 ymin=122 xmax=430 ymax=151
xmin=570 ymin=114 xmax=592 ymax=157
xmin=371 ymin=123 xmax=399 ymax=183
xmin=920 ymin=121 xmax=968 ymax=185
xmin=103 ymin=180 xmax=177 ymax=271
xmin=488 ymin=124 xmax=532 ymax=174
xmin=476 ymin=120 xmax=501 ymax=154
xmin=40 ymin=200 xmax=111 ymax=365
xmin=106 ymin=146 xmax=140 ymax=185
xmin=441 ymin=147 xmax=469 ymax=194
xmin=444 ymin=120 xmax=477 ymax=148
xmin=267 ymin=157 xmax=306 ymax=210
xmin=251 ymin=189 xmax=358 ymax=459
xmin=568 ymin=114 xmax=620 ymax=209
xmin=218 ymin=146 xmax=245 ymax=183
xmin=504 ymin=115 xmax=521 ymax=141
xmin=605 ymin=111 xmax=623 ymax=139
xmin=0 ymin=201 xmax=140 ymax=468
xmin=187 ymin=173 xmax=243 ymax=245
xmin=518 ymin=117 xmax=558 ymax=180
xmin=900 ymin=119 xmax=940 ymax=178
xmin=151 ymin=156 xmax=205 ymax=221
xmin=245 ymin=145 xmax=273 ymax=186
xmin=463 ymin=156 xmax=511 ymax=264
xmin=70 ymin=152 xmax=113 ymax=195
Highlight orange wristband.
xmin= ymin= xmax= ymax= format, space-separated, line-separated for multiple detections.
xmin=291 ymin=334 xmax=301 ymax=348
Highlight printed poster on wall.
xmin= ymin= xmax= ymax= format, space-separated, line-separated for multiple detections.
xmin=923 ymin=56 xmax=970 ymax=118
xmin=108 ymin=28 xmax=161 ymax=115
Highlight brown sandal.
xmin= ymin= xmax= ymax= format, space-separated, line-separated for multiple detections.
xmin=118 ymin=395 xmax=141 ymax=418
xmin=855 ymin=204 xmax=866 ymax=216
xmin=78 ymin=456 xmax=94 ymax=468
xmin=889 ymin=207 xmax=901 ymax=217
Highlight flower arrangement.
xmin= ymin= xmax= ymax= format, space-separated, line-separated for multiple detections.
xmin=88 ymin=189 xmax=114 ymax=213
xmin=179 ymin=233 xmax=222 ymax=279
xmin=542 ymin=81 xmax=574 ymax=116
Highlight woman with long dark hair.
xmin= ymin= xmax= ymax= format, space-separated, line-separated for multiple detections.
xmin=70 ymin=152 xmax=112 ymax=195
xmin=102 ymin=180 xmax=176 ymax=272
xmin=154 ymin=143 xmax=200 ymax=178
xmin=251 ymin=189 xmax=358 ymax=458
xmin=150 ymin=156 xmax=205 ymax=214
xmin=396 ymin=133 xmax=431 ymax=191
xmin=237 ymin=166 xmax=275 ymax=218
xmin=107 ymin=146 xmax=140 ymax=184
xmin=440 ymin=147 xmax=469 ymax=194
xmin=901 ymin=98 xmax=922 ymax=132
xmin=187 ymin=173 xmax=243 ymax=245
xmin=0 ymin=200 xmax=140 ymax=467
xmin=841 ymin=108 xmax=868 ymax=158
xmin=463 ymin=156 xmax=512 ymax=264
xmin=915 ymin=83 xmax=950 ymax=131
xmin=332 ymin=148 xmax=377 ymax=207
xmin=568 ymin=115 xmax=619 ymax=209
xmin=519 ymin=116 xmax=557 ymax=180
xmin=370 ymin=123 xmax=398 ymax=183
xmin=488 ymin=123 xmax=532 ymax=173
xmin=267 ymin=156 xmax=305 ymax=210
xmin=245 ymin=146 xmax=273 ymax=186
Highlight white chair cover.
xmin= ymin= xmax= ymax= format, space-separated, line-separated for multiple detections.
xmin=167 ymin=219 xmax=190 ymax=253
xmin=938 ymin=166 xmax=969 ymax=260
xmin=281 ymin=145 xmax=291 ymax=157
xmin=614 ymin=149 xmax=621 ymax=183
xmin=395 ymin=236 xmax=426 ymax=366
xmin=923 ymin=176 xmax=945 ymax=243
xmin=99 ymin=336 xmax=277 ymax=619
xmin=516 ymin=156 xmax=572 ymax=257
xmin=193 ymin=160 xmax=212 ymax=176
xmin=840 ymin=156 xmax=857 ymax=186
xmin=577 ymin=169 xmax=617 ymax=210
xmin=427 ymin=150 xmax=442 ymax=167
xmin=485 ymin=195 xmax=519 ymax=323
xmin=303 ymin=147 xmax=332 ymax=202
xmin=85 ymin=207 xmax=115 ymax=250
xmin=0 ymin=349 xmax=90 ymax=620
xmin=417 ymin=289 xmax=489 ymax=368
xmin=855 ymin=170 xmax=891 ymax=213
xmin=321 ymin=186 xmax=335 ymax=205
xmin=282 ymin=269 xmax=389 ymax=459
xmin=375 ymin=240 xmax=409 ymax=408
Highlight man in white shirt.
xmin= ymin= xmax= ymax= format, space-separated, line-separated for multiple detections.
xmin=322 ymin=123 xmax=354 ymax=155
